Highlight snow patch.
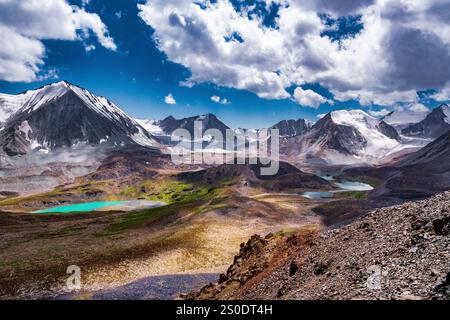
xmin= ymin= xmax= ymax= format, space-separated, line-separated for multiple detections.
xmin=0 ymin=93 xmax=29 ymax=123
xmin=129 ymin=132 xmax=157 ymax=147
xmin=383 ymin=110 xmax=429 ymax=128
xmin=18 ymin=120 xmax=42 ymax=150
xmin=330 ymin=109 xmax=400 ymax=158
xmin=442 ymin=104 xmax=450 ymax=124
xmin=135 ymin=119 xmax=165 ymax=135
xmin=18 ymin=120 xmax=32 ymax=140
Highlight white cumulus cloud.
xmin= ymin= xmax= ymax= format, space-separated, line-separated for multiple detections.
xmin=430 ymin=88 xmax=450 ymax=102
xmin=0 ymin=0 xmax=116 ymax=82
xmin=293 ymin=87 xmax=328 ymax=108
xmin=84 ymin=44 xmax=96 ymax=53
xmin=165 ymin=93 xmax=176 ymax=105
xmin=211 ymin=95 xmax=230 ymax=104
xmin=137 ymin=0 xmax=450 ymax=107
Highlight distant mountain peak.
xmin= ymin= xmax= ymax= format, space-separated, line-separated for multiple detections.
xmin=156 ymin=113 xmax=229 ymax=136
xmin=382 ymin=109 xmax=430 ymax=131
xmin=162 ymin=115 xmax=176 ymax=121
xmin=283 ymin=108 xmax=403 ymax=164
xmin=271 ymin=118 xmax=310 ymax=137
xmin=402 ymin=104 xmax=450 ymax=139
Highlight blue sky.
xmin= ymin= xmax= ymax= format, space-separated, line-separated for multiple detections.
xmin=0 ymin=0 xmax=448 ymax=128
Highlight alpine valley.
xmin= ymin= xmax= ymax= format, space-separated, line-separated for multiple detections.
xmin=0 ymin=82 xmax=449 ymax=300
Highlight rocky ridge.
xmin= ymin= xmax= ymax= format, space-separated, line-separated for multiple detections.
xmin=187 ymin=192 xmax=450 ymax=300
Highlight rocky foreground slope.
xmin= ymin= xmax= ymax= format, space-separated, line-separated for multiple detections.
xmin=187 ymin=192 xmax=450 ymax=300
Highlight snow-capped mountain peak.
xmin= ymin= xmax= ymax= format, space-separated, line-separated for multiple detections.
xmin=330 ymin=110 xmax=400 ymax=156
xmin=382 ymin=109 xmax=430 ymax=130
xmin=16 ymin=81 xmax=72 ymax=113
xmin=0 ymin=81 xmax=158 ymax=156
xmin=283 ymin=109 xmax=406 ymax=165
xmin=14 ymin=81 xmax=135 ymax=125
xmin=402 ymin=104 xmax=450 ymax=139
xmin=1 ymin=81 xmax=77 ymax=126
xmin=330 ymin=109 xmax=376 ymax=125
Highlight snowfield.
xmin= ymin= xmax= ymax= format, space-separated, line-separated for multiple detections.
xmin=382 ymin=110 xmax=429 ymax=129
xmin=134 ymin=119 xmax=166 ymax=136
xmin=443 ymin=104 xmax=450 ymax=124
xmin=330 ymin=109 xmax=400 ymax=158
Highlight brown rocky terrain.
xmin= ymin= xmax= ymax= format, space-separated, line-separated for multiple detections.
xmin=187 ymin=192 xmax=450 ymax=300
xmin=0 ymin=156 xmax=323 ymax=299
xmin=177 ymin=160 xmax=332 ymax=192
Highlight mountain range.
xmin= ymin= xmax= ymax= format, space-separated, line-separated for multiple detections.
xmin=0 ymin=82 xmax=449 ymax=167
xmin=138 ymin=107 xmax=441 ymax=165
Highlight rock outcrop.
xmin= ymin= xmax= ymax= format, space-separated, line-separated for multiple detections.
xmin=187 ymin=192 xmax=450 ymax=300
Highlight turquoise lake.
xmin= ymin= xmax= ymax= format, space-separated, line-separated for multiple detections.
xmin=33 ymin=201 xmax=127 ymax=213
xmin=300 ymin=180 xmax=374 ymax=199
xmin=301 ymin=191 xmax=334 ymax=199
